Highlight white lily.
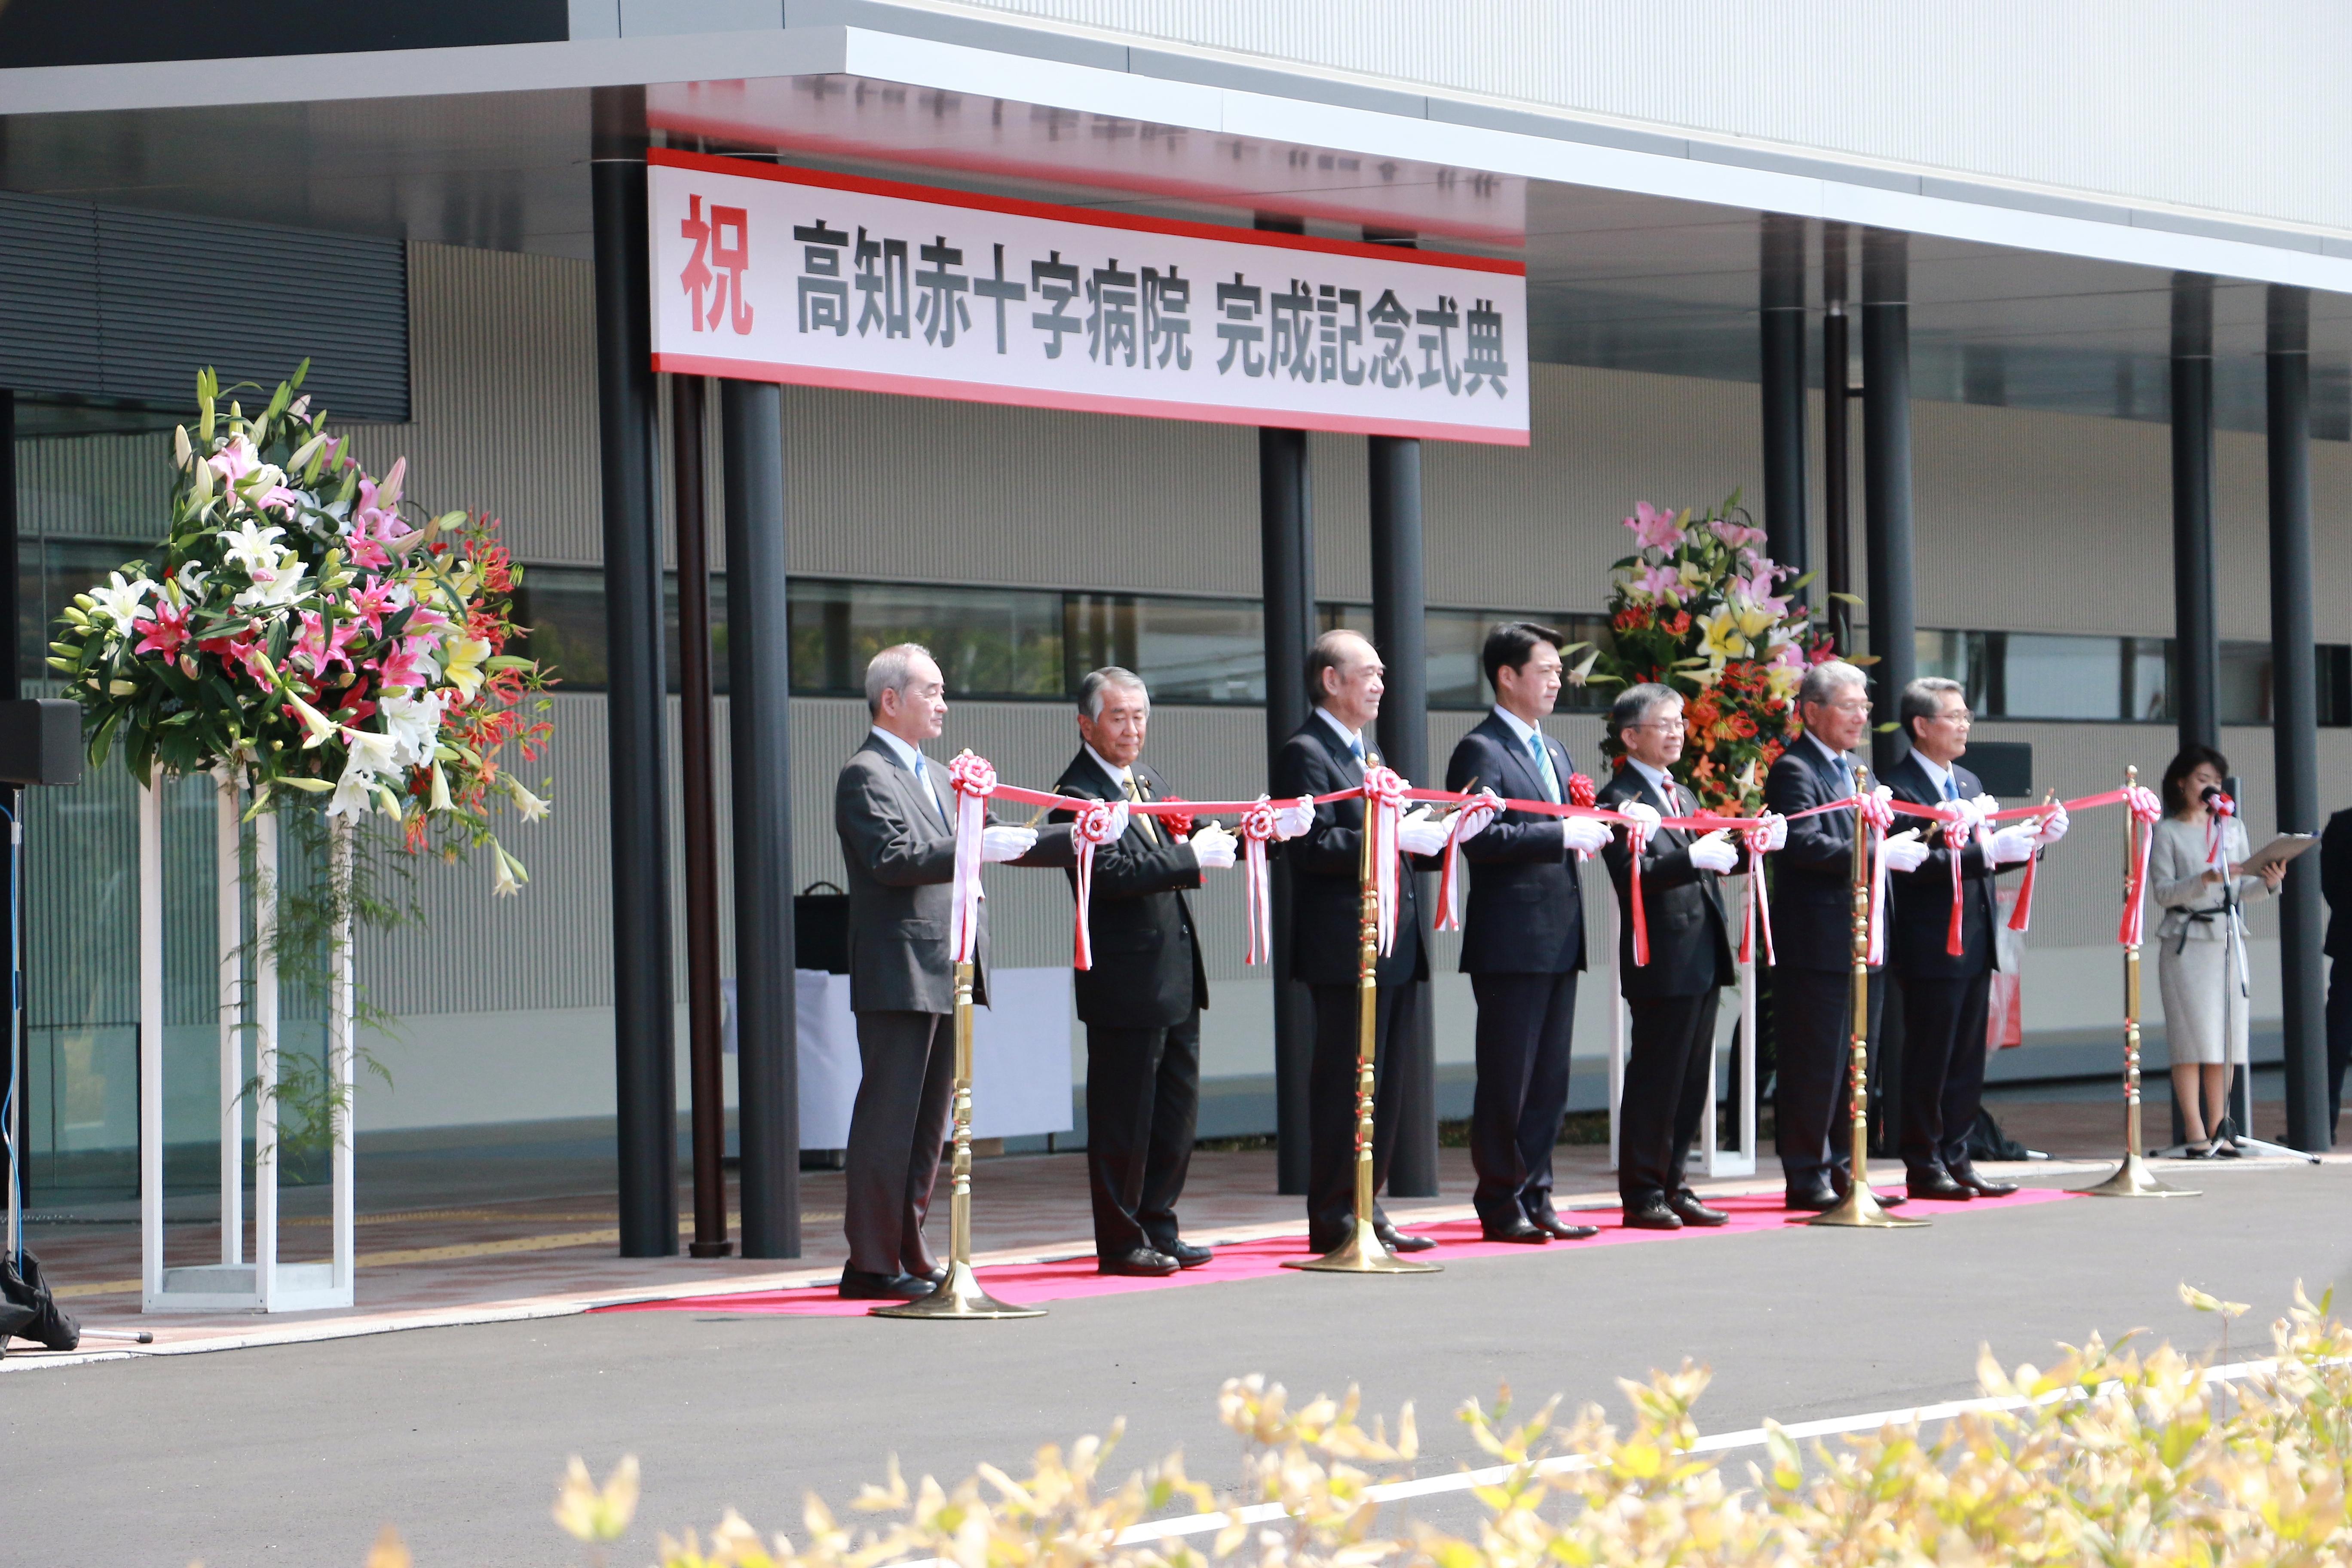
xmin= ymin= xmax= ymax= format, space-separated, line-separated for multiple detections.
xmin=221 ymin=518 xmax=289 ymax=575
xmin=174 ymin=425 xmax=193 ymax=470
xmin=87 ymin=572 xmax=155 ymax=630
xmin=286 ymin=692 xmax=339 ymax=749
xmin=490 ymin=848 xmax=522 ymax=897
xmin=378 ymin=689 xmax=445 ymax=769
xmin=505 ymin=777 xmax=551 ymax=824
xmin=233 ymin=560 xmax=310 ymax=610
xmin=428 ymin=762 xmax=453 ymax=813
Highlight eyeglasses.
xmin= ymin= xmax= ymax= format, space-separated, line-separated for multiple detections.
xmin=1819 ymin=699 xmax=1871 ymax=715
xmin=1635 ymin=716 xmax=1687 ymax=732
xmin=1930 ymin=708 xmax=1974 ymax=725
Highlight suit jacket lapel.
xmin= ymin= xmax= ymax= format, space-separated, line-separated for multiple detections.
xmin=1482 ymin=714 xmax=1547 ymax=806
xmin=872 ymin=737 xmax=947 ymax=835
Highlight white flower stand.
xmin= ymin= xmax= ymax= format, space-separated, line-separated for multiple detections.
xmin=138 ymin=776 xmax=355 ymax=1313
xmin=1603 ymin=880 xmax=1759 ymax=1180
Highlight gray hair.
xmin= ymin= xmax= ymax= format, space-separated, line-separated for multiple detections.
xmin=1899 ymin=676 xmax=1965 ymax=740
xmin=864 ymin=642 xmax=934 ymax=716
xmin=1797 ymin=659 xmax=1868 ymax=710
xmin=1608 ymin=682 xmax=1682 ymax=741
xmin=1077 ymin=666 xmax=1148 ymax=720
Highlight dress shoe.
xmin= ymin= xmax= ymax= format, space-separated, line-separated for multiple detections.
xmin=1906 ymin=1168 xmax=1976 ymax=1201
xmin=1158 ymin=1239 xmax=1214 ymax=1269
xmin=1098 ymin=1246 xmax=1180 ymax=1277
xmin=1948 ymin=1164 xmax=2018 ymax=1198
xmin=839 ymin=1267 xmax=933 ymax=1302
xmin=1531 ymin=1213 xmax=1601 ymax=1240
xmin=1375 ymin=1225 xmax=1438 ymax=1253
xmin=1669 ymin=1192 xmax=1730 ymax=1227
xmin=1784 ymin=1184 xmax=1839 ymax=1212
xmin=1829 ymin=1170 xmax=1906 ymax=1207
xmin=910 ymin=1263 xmax=947 ymax=1286
xmin=1622 ymin=1196 xmax=1683 ymax=1230
xmin=1479 ymin=1217 xmax=1552 ymax=1244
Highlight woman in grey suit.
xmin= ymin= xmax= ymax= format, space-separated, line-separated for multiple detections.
xmin=2149 ymin=746 xmax=2285 ymax=1157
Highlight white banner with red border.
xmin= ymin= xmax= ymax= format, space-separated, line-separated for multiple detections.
xmin=647 ymin=150 xmax=1529 ymax=445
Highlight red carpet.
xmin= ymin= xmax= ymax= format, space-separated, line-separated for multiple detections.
xmin=597 ymin=1185 xmax=2078 ymax=1319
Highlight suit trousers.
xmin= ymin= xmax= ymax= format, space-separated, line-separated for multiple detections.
xmin=1084 ymin=1013 xmax=1202 ymax=1259
xmin=1620 ymin=990 xmax=1720 ymax=1206
xmin=1774 ymin=968 xmax=1884 ymax=1191
xmin=1898 ymin=969 xmax=1993 ymax=1175
xmin=1308 ymin=980 xmax=1420 ymax=1248
xmin=2327 ymin=955 xmax=2351 ymax=1142
xmin=1467 ymin=971 xmax=1577 ymax=1228
xmin=842 ymin=1010 xmax=955 ymax=1277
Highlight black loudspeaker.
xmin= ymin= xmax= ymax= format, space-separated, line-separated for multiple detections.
xmin=1965 ymin=740 xmax=2032 ymax=798
xmin=0 ymin=700 xmax=81 ymax=787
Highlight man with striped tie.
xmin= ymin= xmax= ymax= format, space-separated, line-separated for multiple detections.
xmin=1442 ymin=623 xmax=1614 ymax=1242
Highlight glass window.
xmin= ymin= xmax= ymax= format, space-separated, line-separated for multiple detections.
xmin=511 ymin=566 xmax=610 ymax=691
xmin=1066 ymin=593 xmax=1264 ymax=704
xmin=789 ymin=579 xmax=1062 ymax=699
xmin=2000 ymin=633 xmax=2124 ymax=720
xmin=2217 ymin=641 xmax=2272 ymax=726
xmin=2124 ymin=637 xmax=2171 ymax=722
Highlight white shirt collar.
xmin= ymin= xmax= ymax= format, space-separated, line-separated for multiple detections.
xmin=1083 ymin=742 xmax=1133 ymax=788
xmin=1315 ymin=705 xmax=1364 ymax=754
xmin=1489 ymin=703 xmax=1542 ymax=747
xmin=1804 ymin=730 xmax=1851 ymax=771
xmin=869 ymin=725 xmax=927 ymax=776
xmin=1626 ymin=755 xmax=1677 ymax=802
xmin=1914 ymin=750 xmax=1956 ymax=796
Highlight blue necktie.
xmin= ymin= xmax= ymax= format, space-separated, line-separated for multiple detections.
xmin=1350 ymin=736 xmax=1365 ymax=763
xmin=913 ymin=753 xmax=945 ymax=823
xmin=1943 ymin=776 xmax=1959 ymax=802
xmin=1528 ymin=733 xmax=1560 ymax=804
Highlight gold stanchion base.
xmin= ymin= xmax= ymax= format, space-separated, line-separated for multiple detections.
xmin=1804 ymin=1177 xmax=1929 ymax=1229
xmin=1281 ymin=1223 xmax=1443 ymax=1274
xmin=869 ymin=1260 xmax=1046 ymax=1319
xmin=2075 ymin=1153 xmax=2199 ymax=1198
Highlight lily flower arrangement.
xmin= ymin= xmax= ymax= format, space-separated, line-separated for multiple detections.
xmin=47 ymin=364 xmax=555 ymax=893
xmin=1584 ymin=493 xmax=1837 ymax=814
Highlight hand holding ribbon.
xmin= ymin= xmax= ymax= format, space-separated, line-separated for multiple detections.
xmin=1859 ymin=787 xmax=1897 ymax=965
xmin=1362 ymin=766 xmax=1409 ymax=956
xmin=1739 ymin=813 xmax=1784 ymax=965
xmin=946 ymin=750 xmax=998 ymax=963
xmin=1618 ymin=799 xmax=1661 ymax=966
xmin=1239 ymin=797 xmax=1279 ymax=965
xmin=1068 ymin=796 xmax=1124 ymax=970
xmin=1434 ymin=788 xmax=1501 ymax=933
xmin=2120 ymin=784 xmax=2163 ymax=946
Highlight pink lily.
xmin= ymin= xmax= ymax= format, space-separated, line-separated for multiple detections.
xmin=132 ymin=599 xmax=192 ymax=659
xmin=1710 ymin=518 xmax=1768 ymax=550
xmin=1635 ymin=561 xmax=1684 ymax=602
xmin=374 ymin=638 xmax=430 ymax=691
xmin=1622 ymin=500 xmax=1684 ymax=552
xmin=1732 ymin=567 xmax=1789 ymax=618
xmin=349 ymin=579 xmax=404 ymax=636
xmin=207 ymin=435 xmax=260 ymax=486
xmin=293 ymin=609 xmax=361 ymax=677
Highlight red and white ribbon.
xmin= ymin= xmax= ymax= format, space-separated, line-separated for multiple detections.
xmin=1566 ymin=772 xmax=1598 ymax=861
xmin=2119 ymin=784 xmax=2164 ymax=947
xmin=1363 ymin=765 xmax=1408 ymax=956
xmin=1740 ymin=814 xmax=1781 ymax=966
xmin=1624 ymin=809 xmax=1656 ymax=967
xmin=2009 ymin=805 xmax=2058 ymax=934
xmin=1069 ymin=797 xmax=1121 ymax=971
xmin=1434 ymin=791 xmax=1498 ymax=933
xmin=945 ymin=751 xmax=998 ymax=963
xmin=2205 ymin=789 xmax=2236 ymax=872
xmin=1938 ymin=799 xmax=1984 ymax=959
xmin=1859 ymin=787 xmax=1896 ymax=965
xmin=1239 ymin=797 xmax=1279 ymax=965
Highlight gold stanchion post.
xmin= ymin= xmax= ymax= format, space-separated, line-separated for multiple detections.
xmin=873 ymin=958 xmax=1047 ymax=1317
xmin=2078 ymin=764 xmax=2197 ymax=1199
xmin=1809 ymin=765 xmax=1927 ymax=1229
xmin=1286 ymin=792 xmax=1440 ymax=1274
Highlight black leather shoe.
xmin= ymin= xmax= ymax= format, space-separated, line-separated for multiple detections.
xmin=1158 ymin=1239 xmax=1214 ymax=1269
xmin=1622 ymin=1196 xmax=1683 ymax=1230
xmin=1376 ymin=1226 xmax=1438 ymax=1253
xmin=907 ymin=1264 xmax=947 ymax=1286
xmin=1099 ymin=1246 xmax=1180 ymax=1277
xmin=1669 ymin=1192 xmax=1730 ymax=1227
xmin=839 ymin=1267 xmax=933 ymax=1301
xmin=1906 ymin=1168 xmax=1976 ymax=1201
xmin=1829 ymin=1170 xmax=1906 ymax=1207
xmin=1784 ymin=1185 xmax=1838 ymax=1212
xmin=1948 ymin=1164 xmax=2018 ymax=1197
xmin=1531 ymin=1213 xmax=1601 ymax=1240
xmin=1480 ymin=1218 xmax=1552 ymax=1244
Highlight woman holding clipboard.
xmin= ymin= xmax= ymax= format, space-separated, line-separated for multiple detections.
xmin=2150 ymin=746 xmax=2286 ymax=1156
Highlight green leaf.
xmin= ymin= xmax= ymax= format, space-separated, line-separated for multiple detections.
xmin=1826 ymin=591 xmax=1865 ymax=605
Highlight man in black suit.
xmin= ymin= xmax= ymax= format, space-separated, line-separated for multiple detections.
xmin=1763 ymin=658 xmax=1911 ymax=1211
xmin=1273 ymin=628 xmax=1458 ymax=1255
xmin=832 ymin=643 xmax=1078 ymax=1301
xmin=1050 ymin=667 xmax=1242 ymax=1276
xmin=1595 ymin=683 xmax=1752 ymax=1229
xmin=2318 ymin=807 xmax=2352 ymax=1142
xmin=1881 ymin=677 xmax=2066 ymax=1199
xmin=1442 ymin=622 xmax=1614 ymax=1242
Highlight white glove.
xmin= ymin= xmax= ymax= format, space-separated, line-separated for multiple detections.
xmin=1396 ymin=814 xmax=1451 ymax=858
xmin=1189 ymin=823 xmax=1237 ymax=870
xmin=1758 ymin=814 xmax=1788 ymax=853
xmin=1561 ymin=816 xmax=1613 ymax=856
xmin=1964 ymin=792 xmax=2000 ymax=829
xmin=1618 ymin=800 xmax=1662 ymax=837
xmin=1687 ymin=831 xmax=1739 ymax=873
xmin=1453 ymin=790 xmax=1501 ymax=844
xmin=2034 ymin=808 xmax=2070 ymax=848
xmin=1102 ymin=800 xmax=1133 ymax=842
xmin=980 ymin=824 xmax=1038 ymax=863
xmin=1985 ymin=824 xmax=2039 ymax=865
xmin=1881 ymin=833 xmax=1932 ymax=874
xmin=1274 ymin=799 xmax=1315 ymax=840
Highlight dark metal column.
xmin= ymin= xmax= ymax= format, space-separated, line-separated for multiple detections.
xmin=1860 ymin=228 xmax=1917 ymax=778
xmin=2266 ymin=286 xmax=2331 ymax=1152
xmin=2171 ymin=274 xmax=2220 ymax=752
xmin=1821 ymin=224 xmax=1856 ymax=656
xmin=592 ymin=95 xmax=678 ymax=1258
xmin=1369 ymin=434 xmax=1437 ymax=1196
xmin=671 ymin=375 xmax=730 ymax=1258
xmin=1 ymin=388 xmax=23 ymax=1210
xmin=722 ymin=378 xmax=801 ymax=1254
xmin=1259 ymin=424 xmax=1316 ymax=1193
xmin=1759 ymin=214 xmax=1810 ymax=597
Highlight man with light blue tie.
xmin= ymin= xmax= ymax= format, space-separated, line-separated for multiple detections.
xmin=1443 ymin=623 xmax=1614 ymax=1242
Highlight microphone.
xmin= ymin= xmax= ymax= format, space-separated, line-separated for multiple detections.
xmin=2200 ymin=785 xmax=2224 ymax=803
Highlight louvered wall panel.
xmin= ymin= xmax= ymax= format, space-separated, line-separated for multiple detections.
xmin=0 ymin=192 xmax=101 ymax=393
xmin=12 ymin=432 xmax=172 ymax=542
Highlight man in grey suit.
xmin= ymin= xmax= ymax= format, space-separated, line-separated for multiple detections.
xmin=833 ymin=642 xmax=1081 ymax=1301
